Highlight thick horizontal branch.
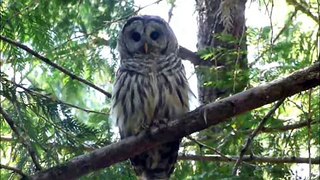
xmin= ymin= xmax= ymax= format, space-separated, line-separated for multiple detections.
xmin=0 ymin=35 xmax=112 ymax=98
xmin=30 ymin=62 xmax=319 ymax=180
xmin=178 ymin=155 xmax=320 ymax=164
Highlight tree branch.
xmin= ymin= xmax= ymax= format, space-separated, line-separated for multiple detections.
xmin=0 ymin=35 xmax=112 ymax=98
xmin=102 ymin=0 xmax=164 ymax=27
xmin=178 ymin=46 xmax=213 ymax=66
xmin=178 ymin=155 xmax=320 ymax=164
xmin=233 ymin=98 xmax=285 ymax=175
xmin=286 ymin=0 xmax=319 ymax=24
xmin=186 ymin=136 xmax=236 ymax=162
xmin=261 ymin=119 xmax=318 ymax=133
xmin=0 ymin=107 xmax=42 ymax=171
xmin=30 ymin=62 xmax=319 ymax=180
xmin=5 ymin=79 xmax=109 ymax=116
xmin=182 ymin=119 xmax=318 ymax=148
xmin=0 ymin=164 xmax=28 ymax=178
xmin=0 ymin=136 xmax=14 ymax=142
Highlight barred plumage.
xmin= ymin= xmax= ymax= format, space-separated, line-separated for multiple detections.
xmin=112 ymin=15 xmax=189 ymax=179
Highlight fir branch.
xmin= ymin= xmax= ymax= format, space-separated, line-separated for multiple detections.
xmin=178 ymin=154 xmax=320 ymax=164
xmin=6 ymin=79 xmax=109 ymax=116
xmin=0 ymin=35 xmax=112 ymax=98
xmin=0 ymin=107 xmax=42 ymax=171
xmin=30 ymin=62 xmax=319 ymax=180
xmin=232 ymin=98 xmax=285 ymax=175
xmin=0 ymin=164 xmax=28 ymax=178
xmin=0 ymin=34 xmax=208 ymax=98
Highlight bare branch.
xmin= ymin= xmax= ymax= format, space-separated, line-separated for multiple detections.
xmin=182 ymin=119 xmax=318 ymax=148
xmin=261 ymin=119 xmax=319 ymax=132
xmin=178 ymin=155 xmax=320 ymax=164
xmin=0 ymin=107 xmax=42 ymax=171
xmin=186 ymin=136 xmax=236 ymax=162
xmin=0 ymin=136 xmax=14 ymax=142
xmin=0 ymin=35 xmax=112 ymax=98
xmin=0 ymin=164 xmax=28 ymax=178
xmin=104 ymin=0 xmax=164 ymax=26
xmin=233 ymin=98 xmax=285 ymax=175
xmin=307 ymin=89 xmax=313 ymax=178
xmin=167 ymin=1 xmax=175 ymax=23
xmin=178 ymin=46 xmax=214 ymax=66
xmin=286 ymin=0 xmax=319 ymax=24
xmin=186 ymin=136 xmax=256 ymax=167
xmin=30 ymin=62 xmax=319 ymax=180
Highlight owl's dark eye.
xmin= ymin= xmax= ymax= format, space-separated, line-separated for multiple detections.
xmin=131 ymin=32 xmax=141 ymax=42
xmin=150 ymin=31 xmax=160 ymax=40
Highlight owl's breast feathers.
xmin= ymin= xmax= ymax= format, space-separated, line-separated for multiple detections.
xmin=112 ymin=52 xmax=189 ymax=179
xmin=112 ymin=53 xmax=189 ymax=138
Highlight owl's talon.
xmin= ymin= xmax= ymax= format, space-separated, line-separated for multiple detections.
xmin=152 ymin=118 xmax=169 ymax=128
xmin=141 ymin=123 xmax=149 ymax=130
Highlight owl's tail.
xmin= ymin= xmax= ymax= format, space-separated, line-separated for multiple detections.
xmin=131 ymin=140 xmax=180 ymax=180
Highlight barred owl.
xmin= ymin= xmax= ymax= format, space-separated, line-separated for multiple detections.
xmin=112 ymin=15 xmax=189 ymax=179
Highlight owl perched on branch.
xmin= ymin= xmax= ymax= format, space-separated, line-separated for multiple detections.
xmin=112 ymin=15 xmax=190 ymax=179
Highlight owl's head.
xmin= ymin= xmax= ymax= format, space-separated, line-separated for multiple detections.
xmin=117 ymin=15 xmax=178 ymax=59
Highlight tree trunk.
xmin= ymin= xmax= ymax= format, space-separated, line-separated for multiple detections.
xmin=195 ymin=0 xmax=248 ymax=104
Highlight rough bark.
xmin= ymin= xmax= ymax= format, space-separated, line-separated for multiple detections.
xmin=30 ymin=62 xmax=319 ymax=180
xmin=195 ymin=0 xmax=248 ymax=103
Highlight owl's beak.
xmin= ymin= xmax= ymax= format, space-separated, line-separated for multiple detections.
xmin=144 ymin=43 xmax=148 ymax=54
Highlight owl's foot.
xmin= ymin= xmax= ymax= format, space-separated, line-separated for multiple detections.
xmin=141 ymin=122 xmax=150 ymax=130
xmin=152 ymin=118 xmax=169 ymax=129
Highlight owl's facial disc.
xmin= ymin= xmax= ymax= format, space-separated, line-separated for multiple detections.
xmin=121 ymin=16 xmax=174 ymax=56
xmin=143 ymin=21 xmax=168 ymax=54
